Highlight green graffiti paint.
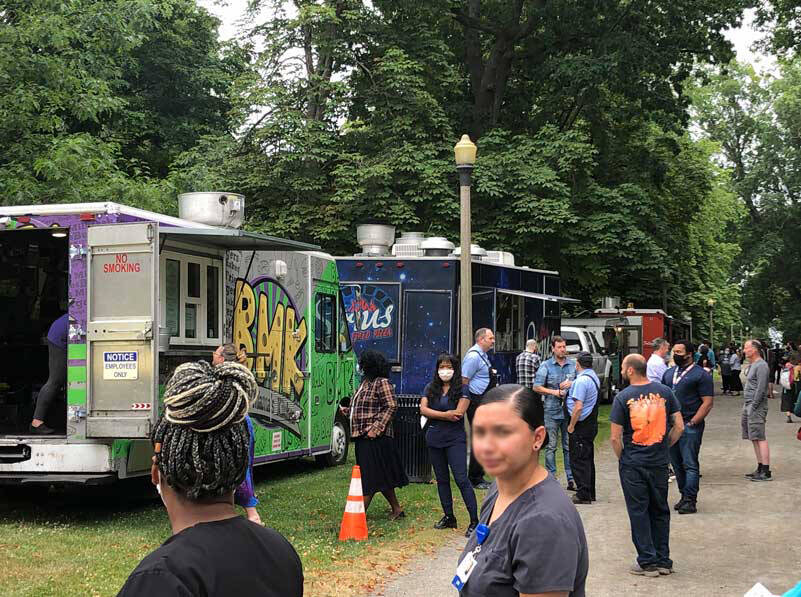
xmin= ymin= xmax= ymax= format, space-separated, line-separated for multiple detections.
xmin=67 ymin=343 xmax=87 ymax=360
xmin=67 ymin=387 xmax=86 ymax=406
xmin=67 ymin=366 xmax=86 ymax=383
xmin=111 ymin=440 xmax=132 ymax=461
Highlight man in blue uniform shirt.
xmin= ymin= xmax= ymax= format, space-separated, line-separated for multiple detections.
xmin=533 ymin=335 xmax=576 ymax=491
xmin=661 ymin=339 xmax=714 ymax=514
xmin=566 ymin=352 xmax=600 ymax=504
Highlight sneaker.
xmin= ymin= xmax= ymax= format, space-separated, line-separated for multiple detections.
xmin=677 ymin=499 xmax=697 ymax=514
xmin=744 ymin=468 xmax=760 ymax=479
xmin=434 ymin=515 xmax=457 ymax=529
xmin=629 ymin=563 xmax=660 ymax=577
xmin=787 ymin=415 xmax=793 ymax=423
xmin=465 ymin=521 xmax=478 ymax=537
xmin=572 ymin=495 xmax=592 ymax=505
xmin=751 ymin=470 xmax=773 ymax=482
xmin=472 ymin=481 xmax=492 ymax=490
xmin=673 ymin=496 xmax=686 ymax=511
xmin=656 ymin=566 xmax=674 ymax=575
xmin=29 ymin=423 xmax=56 ymax=435
xmin=566 ymin=480 xmax=576 ymax=492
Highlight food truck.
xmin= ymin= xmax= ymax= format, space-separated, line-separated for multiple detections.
xmin=335 ymin=226 xmax=577 ymax=395
xmin=0 ymin=196 xmax=356 ymax=485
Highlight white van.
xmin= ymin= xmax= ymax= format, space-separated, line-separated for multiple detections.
xmin=560 ymin=326 xmax=613 ymax=402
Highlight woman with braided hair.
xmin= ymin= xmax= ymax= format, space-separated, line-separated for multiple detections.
xmin=117 ymin=360 xmax=303 ymax=597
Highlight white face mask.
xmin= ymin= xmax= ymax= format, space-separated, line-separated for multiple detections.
xmin=438 ymin=369 xmax=454 ymax=382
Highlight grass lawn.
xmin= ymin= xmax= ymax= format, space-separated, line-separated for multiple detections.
xmin=0 ymin=404 xmax=612 ymax=597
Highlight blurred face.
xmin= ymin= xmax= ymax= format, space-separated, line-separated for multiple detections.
xmin=658 ymin=343 xmax=670 ymax=357
xmin=478 ymin=331 xmax=496 ymax=351
xmin=472 ymin=401 xmax=546 ymax=479
xmin=212 ymin=346 xmax=224 ymax=366
xmin=552 ymin=340 xmax=567 ymax=359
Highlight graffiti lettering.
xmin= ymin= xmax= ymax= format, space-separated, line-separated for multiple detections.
xmin=234 ymin=278 xmax=307 ymax=398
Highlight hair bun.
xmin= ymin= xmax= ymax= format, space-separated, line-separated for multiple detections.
xmin=163 ymin=360 xmax=258 ymax=432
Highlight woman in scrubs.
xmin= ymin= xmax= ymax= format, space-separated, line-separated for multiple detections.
xmin=456 ymin=384 xmax=589 ymax=596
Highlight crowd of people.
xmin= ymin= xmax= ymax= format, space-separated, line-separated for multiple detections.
xmin=113 ymin=329 xmax=798 ymax=596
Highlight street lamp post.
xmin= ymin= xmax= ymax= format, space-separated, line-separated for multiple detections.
xmin=707 ymin=298 xmax=716 ymax=348
xmin=455 ymin=134 xmax=477 ymax=358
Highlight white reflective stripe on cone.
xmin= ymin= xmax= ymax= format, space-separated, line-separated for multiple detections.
xmin=348 ymin=478 xmax=363 ymax=496
xmin=345 ymin=499 xmax=365 ymax=514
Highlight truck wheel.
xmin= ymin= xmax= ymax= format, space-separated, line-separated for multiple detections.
xmin=316 ymin=414 xmax=349 ymax=467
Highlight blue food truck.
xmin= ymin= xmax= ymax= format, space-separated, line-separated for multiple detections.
xmin=336 ymin=226 xmax=577 ymax=395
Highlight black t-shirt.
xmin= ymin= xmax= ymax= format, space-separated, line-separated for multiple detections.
xmin=610 ymin=382 xmax=681 ymax=468
xmin=661 ymin=364 xmax=714 ymax=421
xmin=116 ymin=516 xmax=303 ymax=597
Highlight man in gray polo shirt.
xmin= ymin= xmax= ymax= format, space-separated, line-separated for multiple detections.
xmin=742 ymin=339 xmax=772 ymax=482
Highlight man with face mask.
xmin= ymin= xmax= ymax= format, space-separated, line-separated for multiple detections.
xmin=661 ymin=340 xmax=714 ymax=514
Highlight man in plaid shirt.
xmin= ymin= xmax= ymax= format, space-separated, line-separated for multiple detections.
xmin=516 ymin=339 xmax=541 ymax=389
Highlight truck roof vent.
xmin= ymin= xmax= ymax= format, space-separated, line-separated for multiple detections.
xmin=356 ymin=224 xmax=395 ymax=256
xmin=485 ymin=251 xmax=515 ymax=266
xmin=451 ymin=244 xmax=488 ymax=260
xmin=391 ymin=231 xmax=426 ymax=257
xmin=420 ymin=236 xmax=455 ymax=257
xmin=601 ymin=296 xmax=621 ymax=310
xmin=178 ymin=192 xmax=245 ymax=228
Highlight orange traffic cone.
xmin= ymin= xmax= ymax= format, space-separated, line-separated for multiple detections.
xmin=338 ymin=465 xmax=368 ymax=541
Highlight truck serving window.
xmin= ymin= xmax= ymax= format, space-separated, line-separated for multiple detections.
xmin=495 ymin=293 xmax=524 ymax=352
xmin=160 ymin=251 xmax=223 ymax=347
xmin=316 ymin=294 xmax=336 ymax=353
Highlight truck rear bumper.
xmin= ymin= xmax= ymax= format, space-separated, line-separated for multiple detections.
xmin=0 ymin=472 xmax=117 ymax=486
xmin=0 ymin=441 xmax=112 ymax=474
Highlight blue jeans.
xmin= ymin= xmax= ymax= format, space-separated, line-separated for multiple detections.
xmin=428 ymin=442 xmax=479 ymax=523
xmin=619 ymin=463 xmax=672 ymax=569
xmin=669 ymin=423 xmax=703 ymax=500
xmin=544 ymin=413 xmax=573 ymax=482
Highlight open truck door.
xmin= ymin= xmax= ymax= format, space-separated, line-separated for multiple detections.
xmin=86 ymin=223 xmax=159 ymax=438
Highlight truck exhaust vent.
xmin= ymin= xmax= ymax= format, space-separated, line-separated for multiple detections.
xmin=601 ymin=296 xmax=621 ymax=310
xmin=451 ymin=244 xmax=488 ymax=260
xmin=420 ymin=237 xmax=455 ymax=257
xmin=391 ymin=231 xmax=426 ymax=257
xmin=356 ymin=224 xmax=395 ymax=256
xmin=178 ymin=192 xmax=244 ymax=228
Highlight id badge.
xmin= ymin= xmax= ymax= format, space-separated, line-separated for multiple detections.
xmin=452 ymin=552 xmax=478 ymax=591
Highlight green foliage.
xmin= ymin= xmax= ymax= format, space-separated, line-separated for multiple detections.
xmin=0 ymin=0 xmax=241 ymax=208
xmin=690 ymin=57 xmax=801 ymax=340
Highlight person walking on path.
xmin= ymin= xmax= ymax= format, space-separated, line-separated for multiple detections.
xmin=647 ymin=338 xmax=670 ymax=384
xmin=456 ymin=384 xmax=588 ymax=596
xmin=461 ymin=328 xmax=497 ymax=490
xmin=566 ymin=352 xmax=600 ymax=505
xmin=719 ymin=347 xmax=734 ymax=395
xmin=611 ymin=354 xmax=684 ymax=578
xmin=661 ymin=340 xmax=714 ymax=515
xmin=516 ymin=339 xmax=541 ymax=389
xmin=345 ymin=349 xmax=408 ymax=518
xmin=730 ymin=347 xmax=743 ymax=395
xmin=742 ymin=339 xmax=773 ymax=482
xmin=780 ymin=354 xmax=798 ymax=423
xmin=534 ymin=336 xmax=577 ymax=491
xmin=420 ymin=353 xmax=479 ymax=536
xmin=117 ymin=360 xmax=303 ymax=597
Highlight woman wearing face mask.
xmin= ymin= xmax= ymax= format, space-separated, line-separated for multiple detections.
xmin=455 ymin=384 xmax=588 ymax=596
xmin=420 ymin=354 xmax=478 ymax=536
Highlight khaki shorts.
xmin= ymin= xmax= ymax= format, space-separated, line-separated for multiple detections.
xmin=741 ymin=404 xmax=767 ymax=441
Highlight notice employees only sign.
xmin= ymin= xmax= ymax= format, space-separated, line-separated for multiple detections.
xmin=103 ymin=351 xmax=139 ymax=380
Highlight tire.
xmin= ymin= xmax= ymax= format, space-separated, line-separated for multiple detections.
xmin=315 ymin=413 xmax=349 ymax=467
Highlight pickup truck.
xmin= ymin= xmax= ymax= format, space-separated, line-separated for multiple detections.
xmin=560 ymin=326 xmax=613 ymax=403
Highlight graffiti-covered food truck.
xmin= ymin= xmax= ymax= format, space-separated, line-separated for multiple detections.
xmin=0 ymin=196 xmax=356 ymax=484
xmin=335 ymin=226 xmax=577 ymax=395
